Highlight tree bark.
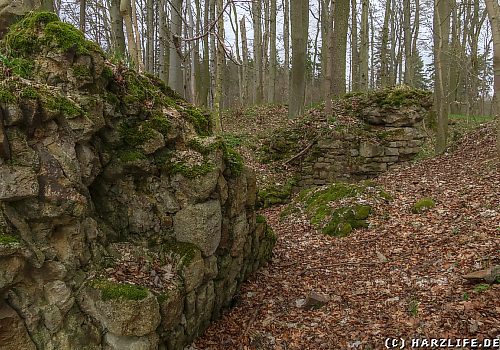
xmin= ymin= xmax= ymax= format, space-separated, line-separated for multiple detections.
xmin=240 ymin=16 xmax=249 ymax=105
xmin=252 ymin=1 xmax=264 ymax=104
xmin=380 ymin=0 xmax=391 ymax=87
xmin=351 ymin=0 xmax=359 ymax=91
xmin=110 ymin=0 xmax=126 ymax=59
xmin=213 ymin=0 xmax=224 ymax=133
xmin=359 ymin=0 xmax=369 ymax=91
xmin=331 ymin=0 xmax=350 ymax=97
xmin=288 ymin=0 xmax=309 ymax=118
xmin=169 ymin=0 xmax=184 ymax=95
xmin=485 ymin=0 xmax=500 ymax=157
xmin=434 ymin=0 xmax=452 ymax=154
xmin=283 ymin=0 xmax=290 ymax=99
xmin=268 ymin=0 xmax=277 ymax=103
xmin=79 ymin=0 xmax=86 ymax=32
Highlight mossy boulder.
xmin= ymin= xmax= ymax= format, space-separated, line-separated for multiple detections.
xmin=287 ymin=181 xmax=390 ymax=237
xmin=80 ymin=280 xmax=160 ymax=337
xmin=412 ymin=198 xmax=436 ymax=214
xmin=322 ymin=204 xmax=371 ymax=237
xmin=257 ymin=178 xmax=297 ymax=209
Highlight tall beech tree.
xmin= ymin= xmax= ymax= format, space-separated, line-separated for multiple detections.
xmin=289 ymin=0 xmax=309 ymax=118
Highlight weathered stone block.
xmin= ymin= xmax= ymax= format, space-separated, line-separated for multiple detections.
xmin=384 ymin=147 xmax=400 ymax=156
xmin=0 ymin=303 xmax=36 ymax=350
xmin=359 ymin=142 xmax=385 ymax=157
xmin=79 ymin=287 xmax=160 ymax=337
xmin=104 ymin=332 xmax=159 ymax=350
xmin=174 ymin=200 xmax=222 ymax=257
xmin=0 ymin=166 xmax=38 ymax=200
xmin=180 ymin=250 xmax=205 ymax=293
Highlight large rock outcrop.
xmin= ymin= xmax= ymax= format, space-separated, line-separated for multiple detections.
xmin=0 ymin=13 xmax=275 ymax=349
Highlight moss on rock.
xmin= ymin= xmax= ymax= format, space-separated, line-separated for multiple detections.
xmin=90 ymin=279 xmax=149 ymax=301
xmin=343 ymin=85 xmax=432 ymax=109
xmin=412 ymin=198 xmax=436 ymax=214
xmin=0 ymin=234 xmax=20 ymax=245
xmin=4 ymin=11 xmax=101 ymax=59
xmin=163 ymin=241 xmax=200 ymax=266
xmin=290 ymin=182 xmax=390 ymax=237
xmin=322 ymin=204 xmax=371 ymax=237
xmin=257 ymin=178 xmax=297 ymax=209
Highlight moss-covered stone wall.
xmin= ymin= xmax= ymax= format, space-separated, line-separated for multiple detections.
xmin=0 ymin=12 xmax=274 ymax=350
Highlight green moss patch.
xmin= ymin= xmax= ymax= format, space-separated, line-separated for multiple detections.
xmin=343 ymin=85 xmax=432 ymax=110
xmin=256 ymin=214 xmax=266 ymax=224
xmin=182 ymin=106 xmax=212 ymax=136
xmin=4 ymin=11 xmax=101 ymax=59
xmin=91 ymin=279 xmax=149 ymax=301
xmin=257 ymin=178 xmax=297 ymax=209
xmin=322 ymin=205 xmax=371 ymax=237
xmin=163 ymin=241 xmax=200 ymax=266
xmin=0 ymin=234 xmax=20 ymax=245
xmin=168 ymin=161 xmax=216 ymax=179
xmin=412 ymin=198 xmax=436 ymax=214
xmin=288 ymin=182 xmax=391 ymax=237
xmin=118 ymin=150 xmax=147 ymax=162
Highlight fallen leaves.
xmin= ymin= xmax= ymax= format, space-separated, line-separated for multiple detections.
xmin=193 ymin=123 xmax=499 ymax=349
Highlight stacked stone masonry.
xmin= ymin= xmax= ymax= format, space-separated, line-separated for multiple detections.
xmin=298 ymin=106 xmax=427 ymax=188
xmin=0 ymin=13 xmax=274 ymax=350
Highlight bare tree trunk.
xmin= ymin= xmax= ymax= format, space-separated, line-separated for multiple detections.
xmin=359 ymin=0 xmax=369 ymax=91
xmin=434 ymin=0 xmax=452 ymax=154
xmin=322 ymin=0 xmax=333 ymax=114
xmin=131 ymin=0 xmax=144 ymax=71
xmin=169 ymin=0 xmax=184 ymax=95
xmin=283 ymin=0 xmax=290 ymax=100
xmin=230 ymin=2 xmax=243 ymax=105
xmin=159 ymin=0 xmax=169 ymax=82
xmin=268 ymin=0 xmax=277 ymax=103
xmin=380 ymin=0 xmax=391 ymax=87
xmin=351 ymin=0 xmax=359 ymax=91
xmin=79 ymin=0 xmax=86 ymax=32
xmin=403 ymin=0 xmax=412 ymax=85
xmin=252 ymin=1 xmax=264 ymax=104
xmin=188 ymin=2 xmax=197 ymax=101
xmin=289 ymin=0 xmax=309 ymax=118
xmin=331 ymin=0 xmax=350 ymax=97
xmin=110 ymin=0 xmax=126 ymax=59
xmin=485 ymin=0 xmax=500 ymax=157
xmin=240 ymin=17 xmax=249 ymax=106
xmin=120 ymin=0 xmax=138 ymax=66
xmin=146 ymin=0 xmax=154 ymax=73
xmin=213 ymin=0 xmax=224 ymax=133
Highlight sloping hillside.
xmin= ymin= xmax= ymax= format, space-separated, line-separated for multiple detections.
xmin=194 ymin=122 xmax=499 ymax=349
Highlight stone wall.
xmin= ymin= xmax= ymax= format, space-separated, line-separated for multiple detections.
xmin=298 ymin=124 xmax=426 ymax=187
xmin=259 ymin=87 xmax=431 ymax=189
xmin=0 ymin=13 xmax=275 ymax=350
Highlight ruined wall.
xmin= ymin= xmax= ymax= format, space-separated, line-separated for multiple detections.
xmin=0 ymin=13 xmax=275 ymax=350
xmin=298 ymin=114 xmax=427 ymax=187
xmin=259 ymin=87 xmax=431 ymax=191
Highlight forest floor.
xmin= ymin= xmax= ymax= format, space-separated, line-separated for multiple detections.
xmin=194 ymin=110 xmax=499 ymax=350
